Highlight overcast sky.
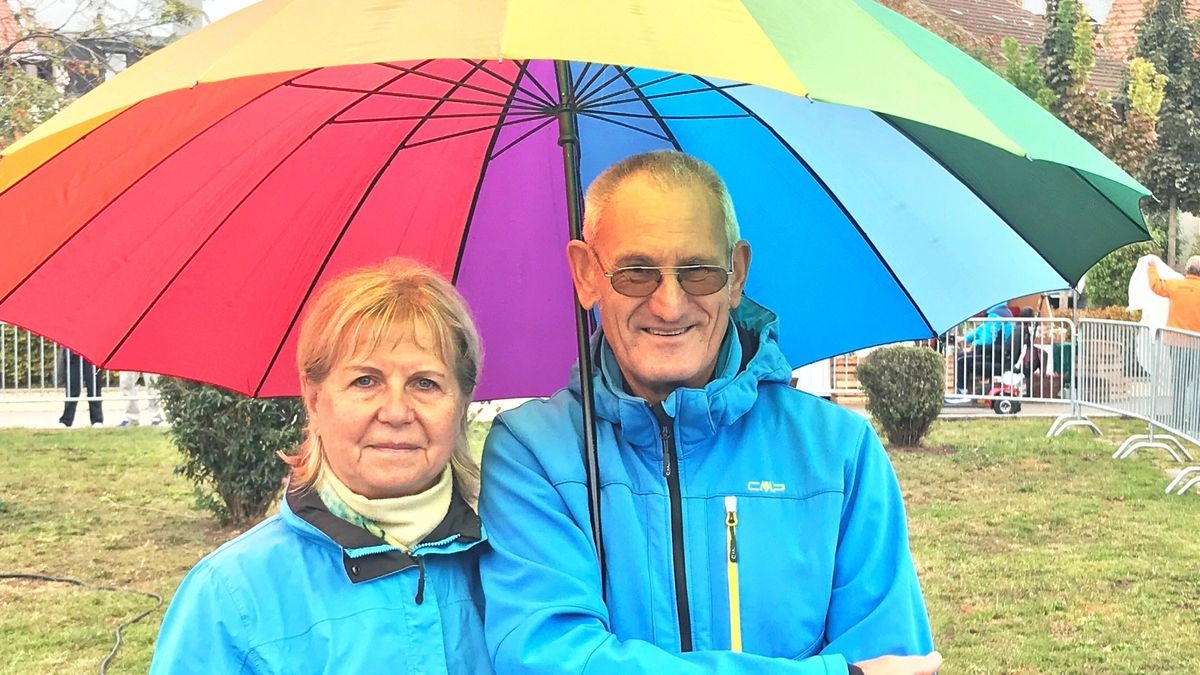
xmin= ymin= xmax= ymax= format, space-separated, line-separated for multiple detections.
xmin=18 ymin=0 xmax=1120 ymax=33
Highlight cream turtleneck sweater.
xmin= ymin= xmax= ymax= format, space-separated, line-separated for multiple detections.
xmin=316 ymin=465 xmax=453 ymax=552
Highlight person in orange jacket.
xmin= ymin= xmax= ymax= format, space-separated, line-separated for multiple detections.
xmin=1146 ymin=255 xmax=1200 ymax=431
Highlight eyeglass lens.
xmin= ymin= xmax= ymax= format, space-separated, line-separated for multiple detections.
xmin=610 ymin=266 xmax=729 ymax=297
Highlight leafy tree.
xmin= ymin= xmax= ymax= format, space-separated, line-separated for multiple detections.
xmin=1134 ymin=0 xmax=1200 ymax=267
xmin=1001 ymin=37 xmax=1056 ymax=110
xmin=1108 ymin=57 xmax=1169 ymax=179
xmin=1043 ymin=0 xmax=1083 ymax=103
xmin=1085 ymin=60 xmax=1169 ymax=308
xmin=1041 ymin=0 xmax=1118 ymax=146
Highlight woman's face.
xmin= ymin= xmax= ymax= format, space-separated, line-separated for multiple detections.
xmin=303 ymin=321 xmax=463 ymax=499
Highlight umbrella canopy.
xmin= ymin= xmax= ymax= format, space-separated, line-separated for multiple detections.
xmin=0 ymin=0 xmax=1150 ymax=399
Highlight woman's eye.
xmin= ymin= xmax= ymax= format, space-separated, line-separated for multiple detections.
xmin=352 ymin=375 xmax=375 ymax=388
xmin=414 ymin=378 xmax=439 ymax=391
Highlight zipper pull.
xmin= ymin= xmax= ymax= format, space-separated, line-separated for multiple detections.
xmin=414 ymin=555 xmax=426 ymax=605
xmin=724 ymin=496 xmax=738 ymax=563
xmin=661 ymin=422 xmax=673 ymax=478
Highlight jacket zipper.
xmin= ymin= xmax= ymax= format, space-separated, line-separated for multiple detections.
xmin=414 ymin=555 xmax=426 ymax=605
xmin=725 ymin=496 xmax=742 ymax=652
xmin=654 ymin=404 xmax=692 ymax=652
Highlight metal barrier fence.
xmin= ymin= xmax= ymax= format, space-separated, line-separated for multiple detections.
xmin=1146 ymin=326 xmax=1200 ymax=495
xmin=4 ymin=317 xmax=1199 ymax=493
xmin=935 ymin=317 xmax=1076 ymax=414
xmin=1064 ymin=319 xmax=1199 ymax=494
xmin=0 ymin=323 xmax=161 ymax=427
xmin=0 ymin=323 xmax=116 ymax=399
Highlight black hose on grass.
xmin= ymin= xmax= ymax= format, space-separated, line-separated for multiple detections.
xmin=0 ymin=572 xmax=163 ymax=674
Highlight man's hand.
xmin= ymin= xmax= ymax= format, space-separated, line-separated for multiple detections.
xmin=854 ymin=651 xmax=943 ymax=675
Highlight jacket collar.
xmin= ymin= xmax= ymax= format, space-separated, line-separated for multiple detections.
xmin=569 ymin=297 xmax=793 ymax=452
xmin=282 ymin=479 xmax=484 ymax=584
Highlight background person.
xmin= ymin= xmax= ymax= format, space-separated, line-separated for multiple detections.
xmin=117 ymin=371 xmax=162 ymax=426
xmin=1147 ymin=254 xmax=1200 ymax=431
xmin=953 ymin=304 xmax=1015 ymax=395
xmin=150 ymin=259 xmax=491 ymax=674
xmin=58 ymin=347 xmax=103 ymax=427
xmin=480 ymin=151 xmax=938 ymax=675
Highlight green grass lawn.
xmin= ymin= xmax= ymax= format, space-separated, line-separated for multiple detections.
xmin=0 ymin=417 xmax=1197 ymax=673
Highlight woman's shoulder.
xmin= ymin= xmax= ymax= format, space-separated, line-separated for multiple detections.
xmin=189 ymin=513 xmax=324 ymax=584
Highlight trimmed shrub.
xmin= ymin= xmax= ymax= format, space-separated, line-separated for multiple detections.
xmin=857 ymin=346 xmax=945 ymax=447
xmin=159 ymin=378 xmax=304 ymax=525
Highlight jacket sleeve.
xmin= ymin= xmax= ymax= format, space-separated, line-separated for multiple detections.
xmin=149 ymin=562 xmax=255 ymax=674
xmin=820 ymin=424 xmax=934 ymax=661
xmin=479 ymin=421 xmax=852 ymax=675
xmin=1147 ymin=264 xmax=1171 ymax=298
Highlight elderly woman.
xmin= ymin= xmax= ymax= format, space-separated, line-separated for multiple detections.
xmin=150 ymin=259 xmax=490 ymax=674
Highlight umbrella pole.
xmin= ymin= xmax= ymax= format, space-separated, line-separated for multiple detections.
xmin=554 ymin=59 xmax=607 ymax=592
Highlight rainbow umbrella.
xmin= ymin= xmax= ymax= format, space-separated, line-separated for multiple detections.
xmin=0 ymin=0 xmax=1151 ymax=573
xmin=0 ymin=0 xmax=1149 ymax=400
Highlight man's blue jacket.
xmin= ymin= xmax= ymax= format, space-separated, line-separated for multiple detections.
xmin=479 ymin=299 xmax=933 ymax=674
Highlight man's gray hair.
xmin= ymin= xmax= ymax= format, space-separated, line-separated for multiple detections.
xmin=582 ymin=150 xmax=740 ymax=248
xmin=1186 ymin=255 xmax=1200 ymax=276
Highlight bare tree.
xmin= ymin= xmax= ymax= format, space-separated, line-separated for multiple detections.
xmin=1 ymin=0 xmax=201 ymax=148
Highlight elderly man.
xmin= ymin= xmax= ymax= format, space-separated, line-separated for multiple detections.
xmin=480 ymin=151 xmax=938 ymax=674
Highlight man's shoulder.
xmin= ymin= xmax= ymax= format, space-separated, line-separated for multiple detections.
xmin=760 ymin=384 xmax=871 ymax=430
xmin=494 ymin=389 xmax=581 ymax=433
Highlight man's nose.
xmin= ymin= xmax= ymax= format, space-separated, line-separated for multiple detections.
xmin=645 ymin=272 xmax=688 ymax=319
xmin=377 ymin=384 xmax=416 ymax=424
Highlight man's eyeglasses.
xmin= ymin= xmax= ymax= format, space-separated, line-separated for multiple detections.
xmin=592 ymin=249 xmax=732 ymax=298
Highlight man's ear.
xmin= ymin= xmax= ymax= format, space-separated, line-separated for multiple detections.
xmin=566 ymin=240 xmax=601 ymax=310
xmin=729 ymin=240 xmax=751 ymax=309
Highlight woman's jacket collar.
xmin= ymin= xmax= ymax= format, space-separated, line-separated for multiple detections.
xmin=283 ymin=479 xmax=484 ymax=584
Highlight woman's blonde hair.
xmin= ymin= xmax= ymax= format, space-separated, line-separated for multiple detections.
xmin=284 ymin=258 xmax=483 ymax=503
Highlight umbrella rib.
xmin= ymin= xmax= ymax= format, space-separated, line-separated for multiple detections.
xmin=576 ymin=110 xmax=674 ymax=145
xmin=99 ymin=68 xmax=428 ymax=366
xmin=1066 ymin=166 xmax=1150 ymax=236
xmin=377 ymin=61 xmax=523 ymax=105
xmin=463 ymin=59 xmax=556 ymax=108
xmin=488 ymin=117 xmax=558 ymax=162
xmin=450 ymin=66 xmax=526 ymax=285
xmin=253 ymin=60 xmax=501 ymax=395
xmin=588 ymin=110 xmax=751 ymax=121
xmin=466 ymin=59 xmax=557 ymax=109
xmin=0 ymin=68 xmax=328 ymax=310
xmin=394 ymin=121 xmax=519 ymax=151
xmin=610 ymin=68 xmax=683 ymax=150
xmin=584 ymin=82 xmax=750 ymax=111
xmin=572 ymin=62 xmax=614 ymax=107
xmin=573 ymin=65 xmax=634 ymax=109
xmin=577 ymin=71 xmax=690 ymax=110
xmin=878 ymin=115 xmax=1081 ymax=286
xmin=286 ymin=81 xmax=536 ymax=112
xmin=571 ymin=62 xmax=596 ymax=101
xmin=329 ymin=110 xmax=547 ymax=126
xmin=694 ymin=75 xmax=937 ymax=336
xmin=508 ymin=59 xmax=559 ymax=108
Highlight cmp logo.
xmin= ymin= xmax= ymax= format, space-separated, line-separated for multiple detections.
xmin=747 ymin=480 xmax=786 ymax=493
